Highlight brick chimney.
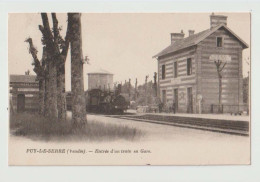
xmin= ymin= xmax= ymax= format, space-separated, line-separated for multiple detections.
xmin=210 ymin=13 xmax=227 ymax=28
xmin=171 ymin=30 xmax=185 ymax=44
xmin=188 ymin=30 xmax=195 ymax=36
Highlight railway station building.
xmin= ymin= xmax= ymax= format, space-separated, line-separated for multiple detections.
xmin=9 ymin=74 xmax=39 ymax=112
xmin=153 ymin=13 xmax=248 ymax=114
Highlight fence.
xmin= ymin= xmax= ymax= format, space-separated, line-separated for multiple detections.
xmin=210 ymin=104 xmax=249 ymax=114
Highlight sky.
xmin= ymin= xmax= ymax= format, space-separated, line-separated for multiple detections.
xmin=8 ymin=13 xmax=250 ymax=91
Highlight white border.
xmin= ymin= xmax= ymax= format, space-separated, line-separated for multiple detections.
xmin=1 ymin=1 xmax=260 ymax=182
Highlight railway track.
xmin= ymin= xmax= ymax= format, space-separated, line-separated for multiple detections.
xmin=106 ymin=114 xmax=249 ymax=136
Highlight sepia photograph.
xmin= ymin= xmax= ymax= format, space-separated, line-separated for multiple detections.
xmin=8 ymin=12 xmax=250 ymax=166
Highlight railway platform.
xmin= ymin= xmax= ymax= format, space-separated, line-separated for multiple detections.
xmin=127 ymin=109 xmax=249 ymax=121
xmin=108 ymin=110 xmax=250 ymax=136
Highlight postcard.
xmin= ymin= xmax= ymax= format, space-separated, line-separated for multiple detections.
xmin=8 ymin=12 xmax=250 ymax=166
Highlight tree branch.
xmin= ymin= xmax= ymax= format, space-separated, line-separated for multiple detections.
xmin=40 ymin=13 xmax=55 ymax=52
xmin=25 ymin=38 xmax=40 ymax=67
xmin=25 ymin=38 xmax=44 ymax=77
xmin=41 ymin=13 xmax=52 ymax=37
xmin=220 ymin=62 xmax=227 ymax=72
xmin=60 ymin=13 xmax=71 ymax=62
xmin=51 ymin=13 xmax=59 ymax=44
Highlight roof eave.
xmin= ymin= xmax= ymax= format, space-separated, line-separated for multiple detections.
xmin=153 ymin=43 xmax=196 ymax=59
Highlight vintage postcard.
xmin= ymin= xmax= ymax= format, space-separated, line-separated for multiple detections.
xmin=8 ymin=12 xmax=250 ymax=165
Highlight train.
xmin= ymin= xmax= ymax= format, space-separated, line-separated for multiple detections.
xmin=66 ymin=84 xmax=130 ymax=114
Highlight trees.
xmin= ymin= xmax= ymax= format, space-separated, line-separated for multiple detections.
xmin=25 ymin=13 xmax=88 ymax=128
xmin=68 ymin=13 xmax=86 ymax=128
xmin=26 ymin=13 xmax=70 ymax=120
xmin=39 ymin=13 xmax=71 ymax=120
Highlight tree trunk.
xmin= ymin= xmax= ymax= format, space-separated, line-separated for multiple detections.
xmin=48 ymin=58 xmax=58 ymax=118
xmin=145 ymin=76 xmax=148 ymax=105
xmin=44 ymin=72 xmax=50 ymax=116
xmin=68 ymin=13 xmax=86 ymax=128
xmin=51 ymin=13 xmax=70 ymax=121
xmin=39 ymin=78 xmax=45 ymax=115
xmin=57 ymin=64 xmax=67 ymax=120
xmin=39 ymin=13 xmax=58 ymax=119
xmin=214 ymin=60 xmax=226 ymax=114
xmin=218 ymin=74 xmax=222 ymax=113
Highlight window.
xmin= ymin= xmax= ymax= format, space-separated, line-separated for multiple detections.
xmin=173 ymin=61 xmax=178 ymax=78
xmin=187 ymin=58 xmax=192 ymax=75
xmin=217 ymin=37 xmax=223 ymax=47
xmin=162 ymin=65 xmax=166 ymax=79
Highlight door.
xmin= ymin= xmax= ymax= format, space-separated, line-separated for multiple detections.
xmin=17 ymin=94 xmax=25 ymax=112
xmin=174 ymin=88 xmax=178 ymax=112
xmin=187 ymin=87 xmax=193 ymax=113
xmin=162 ymin=90 xmax=166 ymax=105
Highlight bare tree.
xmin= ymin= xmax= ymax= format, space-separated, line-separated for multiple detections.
xmin=25 ymin=70 xmax=30 ymax=75
xmin=145 ymin=75 xmax=149 ymax=105
xmin=38 ymin=13 xmax=58 ymax=118
xmin=214 ymin=60 xmax=227 ymax=113
xmin=68 ymin=13 xmax=86 ymax=128
xmin=153 ymin=72 xmax=157 ymax=97
xmin=37 ymin=13 xmax=70 ymax=120
xmin=51 ymin=13 xmax=70 ymax=120
xmin=134 ymin=78 xmax=138 ymax=100
xmin=128 ymin=78 xmax=131 ymax=98
xmin=25 ymin=38 xmax=46 ymax=115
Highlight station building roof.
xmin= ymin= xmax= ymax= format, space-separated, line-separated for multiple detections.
xmin=9 ymin=75 xmax=38 ymax=83
xmin=153 ymin=24 xmax=249 ymax=58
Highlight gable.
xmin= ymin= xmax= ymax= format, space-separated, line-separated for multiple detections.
xmin=154 ymin=24 xmax=248 ymax=59
xmin=195 ymin=25 xmax=248 ymax=49
xmin=200 ymin=27 xmax=244 ymax=49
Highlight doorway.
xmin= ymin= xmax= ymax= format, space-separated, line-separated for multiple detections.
xmin=162 ymin=90 xmax=166 ymax=105
xmin=187 ymin=87 xmax=193 ymax=113
xmin=17 ymin=94 xmax=25 ymax=112
xmin=174 ymin=88 xmax=178 ymax=112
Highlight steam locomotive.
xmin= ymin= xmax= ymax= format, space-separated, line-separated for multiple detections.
xmin=66 ymin=84 xmax=129 ymax=114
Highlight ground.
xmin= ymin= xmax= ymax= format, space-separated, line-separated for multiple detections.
xmin=9 ymin=112 xmax=250 ymax=165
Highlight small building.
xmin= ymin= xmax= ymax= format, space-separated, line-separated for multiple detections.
xmin=153 ymin=14 xmax=248 ymax=114
xmin=9 ymin=75 xmax=39 ymax=112
xmin=87 ymin=68 xmax=114 ymax=91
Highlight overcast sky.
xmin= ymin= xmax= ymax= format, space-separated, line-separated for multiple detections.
xmin=8 ymin=13 xmax=250 ymax=91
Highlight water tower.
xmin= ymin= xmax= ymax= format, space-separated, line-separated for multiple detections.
xmin=87 ymin=68 xmax=113 ymax=91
